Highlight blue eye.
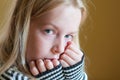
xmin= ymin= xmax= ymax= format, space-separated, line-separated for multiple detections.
xmin=65 ymin=35 xmax=73 ymax=39
xmin=44 ymin=29 xmax=54 ymax=34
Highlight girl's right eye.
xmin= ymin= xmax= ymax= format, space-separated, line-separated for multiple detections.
xmin=44 ymin=29 xmax=54 ymax=35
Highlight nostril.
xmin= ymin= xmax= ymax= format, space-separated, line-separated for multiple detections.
xmin=51 ymin=46 xmax=65 ymax=54
xmin=52 ymin=41 xmax=67 ymax=54
xmin=52 ymin=47 xmax=58 ymax=53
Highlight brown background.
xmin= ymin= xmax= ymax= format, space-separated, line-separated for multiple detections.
xmin=80 ymin=0 xmax=120 ymax=80
xmin=0 ymin=0 xmax=120 ymax=80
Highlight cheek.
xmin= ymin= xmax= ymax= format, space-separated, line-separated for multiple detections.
xmin=34 ymin=35 xmax=54 ymax=55
xmin=65 ymin=39 xmax=72 ymax=43
xmin=27 ymin=38 xmax=53 ymax=60
xmin=26 ymin=35 xmax=53 ymax=60
xmin=64 ymin=37 xmax=73 ymax=45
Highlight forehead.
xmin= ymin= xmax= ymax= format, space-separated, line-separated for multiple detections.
xmin=31 ymin=4 xmax=81 ymax=32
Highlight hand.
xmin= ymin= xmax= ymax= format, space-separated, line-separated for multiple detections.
xmin=28 ymin=59 xmax=60 ymax=76
xmin=60 ymin=42 xmax=83 ymax=67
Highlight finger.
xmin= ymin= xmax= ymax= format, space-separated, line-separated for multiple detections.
xmin=44 ymin=59 xmax=54 ymax=70
xmin=60 ymin=54 xmax=76 ymax=65
xmin=36 ymin=59 xmax=46 ymax=73
xmin=60 ymin=59 xmax=69 ymax=67
xmin=65 ymin=41 xmax=71 ymax=50
xmin=52 ymin=59 xmax=60 ymax=67
xmin=68 ymin=42 xmax=83 ymax=56
xmin=29 ymin=61 xmax=39 ymax=76
xmin=65 ymin=49 xmax=82 ymax=62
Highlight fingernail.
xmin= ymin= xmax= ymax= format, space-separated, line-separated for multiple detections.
xmin=37 ymin=59 xmax=43 ymax=65
xmin=67 ymin=41 xmax=72 ymax=45
xmin=65 ymin=42 xmax=71 ymax=50
xmin=30 ymin=61 xmax=35 ymax=66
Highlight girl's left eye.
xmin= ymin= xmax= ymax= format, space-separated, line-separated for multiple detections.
xmin=44 ymin=29 xmax=54 ymax=35
xmin=65 ymin=35 xmax=73 ymax=40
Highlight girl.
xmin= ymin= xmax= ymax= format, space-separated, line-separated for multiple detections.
xmin=0 ymin=0 xmax=87 ymax=80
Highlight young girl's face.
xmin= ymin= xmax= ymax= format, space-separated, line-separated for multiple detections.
xmin=26 ymin=4 xmax=82 ymax=62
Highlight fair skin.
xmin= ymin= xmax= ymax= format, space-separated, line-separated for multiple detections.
xmin=26 ymin=4 xmax=83 ymax=76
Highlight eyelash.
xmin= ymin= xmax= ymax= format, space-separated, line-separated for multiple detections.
xmin=65 ymin=34 xmax=73 ymax=40
xmin=44 ymin=29 xmax=74 ymax=40
xmin=44 ymin=29 xmax=54 ymax=35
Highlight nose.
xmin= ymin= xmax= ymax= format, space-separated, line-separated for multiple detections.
xmin=51 ymin=37 xmax=66 ymax=54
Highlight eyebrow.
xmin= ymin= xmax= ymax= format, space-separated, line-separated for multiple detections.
xmin=69 ymin=31 xmax=78 ymax=34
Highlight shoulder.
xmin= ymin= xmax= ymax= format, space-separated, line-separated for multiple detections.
xmin=0 ymin=66 xmax=29 ymax=80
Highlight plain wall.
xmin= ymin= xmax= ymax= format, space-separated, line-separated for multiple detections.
xmin=80 ymin=0 xmax=120 ymax=80
xmin=0 ymin=0 xmax=120 ymax=80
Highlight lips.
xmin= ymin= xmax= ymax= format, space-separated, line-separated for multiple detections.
xmin=44 ymin=56 xmax=59 ymax=60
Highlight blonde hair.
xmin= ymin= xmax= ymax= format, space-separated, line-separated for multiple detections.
xmin=0 ymin=0 xmax=87 ymax=77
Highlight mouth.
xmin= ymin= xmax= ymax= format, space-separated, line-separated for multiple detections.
xmin=44 ymin=54 xmax=62 ymax=61
xmin=44 ymin=57 xmax=59 ymax=61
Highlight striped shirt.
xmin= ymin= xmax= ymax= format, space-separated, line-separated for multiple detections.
xmin=0 ymin=57 xmax=87 ymax=80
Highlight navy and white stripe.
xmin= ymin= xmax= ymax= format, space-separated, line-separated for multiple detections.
xmin=0 ymin=67 xmax=29 ymax=80
xmin=0 ymin=57 xmax=87 ymax=80
xmin=35 ymin=64 xmax=64 ymax=80
xmin=63 ymin=55 xmax=87 ymax=80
